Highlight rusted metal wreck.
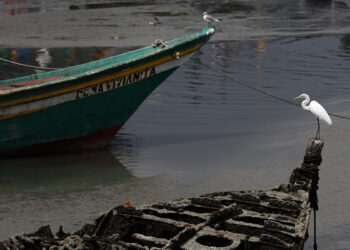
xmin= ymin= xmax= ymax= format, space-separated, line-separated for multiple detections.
xmin=0 ymin=138 xmax=324 ymax=249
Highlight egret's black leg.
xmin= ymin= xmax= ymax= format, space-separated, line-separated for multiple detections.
xmin=316 ymin=118 xmax=320 ymax=139
xmin=318 ymin=118 xmax=321 ymax=139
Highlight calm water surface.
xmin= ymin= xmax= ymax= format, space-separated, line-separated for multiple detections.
xmin=1 ymin=1 xmax=350 ymax=249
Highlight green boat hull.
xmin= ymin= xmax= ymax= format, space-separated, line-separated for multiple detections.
xmin=0 ymin=68 xmax=177 ymax=155
xmin=0 ymin=27 xmax=214 ymax=156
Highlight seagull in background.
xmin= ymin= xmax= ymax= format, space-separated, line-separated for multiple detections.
xmin=203 ymin=12 xmax=222 ymax=26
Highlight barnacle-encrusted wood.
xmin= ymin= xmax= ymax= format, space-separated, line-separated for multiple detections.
xmin=0 ymin=139 xmax=324 ymax=249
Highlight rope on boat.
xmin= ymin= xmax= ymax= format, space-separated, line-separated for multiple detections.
xmin=200 ymin=61 xmax=350 ymax=121
xmin=0 ymin=57 xmax=61 ymax=70
xmin=0 ymin=39 xmax=168 ymax=71
xmin=151 ymin=39 xmax=167 ymax=48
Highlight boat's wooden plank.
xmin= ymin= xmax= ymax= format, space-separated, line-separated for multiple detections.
xmin=0 ymin=139 xmax=323 ymax=249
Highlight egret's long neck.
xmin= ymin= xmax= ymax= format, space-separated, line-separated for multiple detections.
xmin=301 ymin=96 xmax=310 ymax=111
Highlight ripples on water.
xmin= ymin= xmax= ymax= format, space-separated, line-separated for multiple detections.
xmin=1 ymin=0 xmax=350 ymax=249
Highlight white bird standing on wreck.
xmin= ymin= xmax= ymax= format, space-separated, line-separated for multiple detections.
xmin=202 ymin=12 xmax=222 ymax=26
xmin=294 ymin=93 xmax=332 ymax=139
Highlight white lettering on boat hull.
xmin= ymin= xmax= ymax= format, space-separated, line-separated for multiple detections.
xmin=0 ymin=52 xmax=195 ymax=118
xmin=76 ymin=66 xmax=156 ymax=99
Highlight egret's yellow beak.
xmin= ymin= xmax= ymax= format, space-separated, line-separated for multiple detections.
xmin=294 ymin=95 xmax=302 ymax=100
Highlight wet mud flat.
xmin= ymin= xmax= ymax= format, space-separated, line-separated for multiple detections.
xmin=3 ymin=0 xmax=348 ymax=49
xmin=0 ymin=139 xmax=323 ymax=249
xmin=0 ymin=2 xmax=207 ymax=48
xmin=0 ymin=0 xmax=263 ymax=48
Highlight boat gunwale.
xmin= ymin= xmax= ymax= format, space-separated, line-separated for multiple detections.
xmin=0 ymin=27 xmax=215 ymax=97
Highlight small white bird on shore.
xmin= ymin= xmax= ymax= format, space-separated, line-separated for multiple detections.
xmin=203 ymin=12 xmax=221 ymax=26
xmin=294 ymin=93 xmax=332 ymax=139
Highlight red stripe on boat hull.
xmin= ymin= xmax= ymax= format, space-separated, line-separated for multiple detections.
xmin=11 ymin=76 xmax=64 ymax=87
xmin=0 ymin=124 xmax=124 ymax=158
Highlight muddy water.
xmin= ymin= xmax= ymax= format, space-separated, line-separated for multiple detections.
xmin=1 ymin=1 xmax=350 ymax=249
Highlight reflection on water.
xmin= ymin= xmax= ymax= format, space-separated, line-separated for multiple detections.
xmin=0 ymin=151 xmax=133 ymax=194
xmin=0 ymin=150 xmax=140 ymax=239
xmin=0 ymin=47 xmax=130 ymax=80
xmin=3 ymin=0 xmax=26 ymax=16
xmin=340 ymin=34 xmax=350 ymax=54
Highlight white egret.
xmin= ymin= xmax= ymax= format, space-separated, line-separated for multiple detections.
xmin=202 ymin=12 xmax=221 ymax=26
xmin=294 ymin=93 xmax=332 ymax=139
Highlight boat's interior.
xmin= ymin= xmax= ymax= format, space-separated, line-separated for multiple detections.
xmin=0 ymin=44 xmax=161 ymax=91
xmin=0 ymin=30 xmax=199 ymax=92
xmin=0 ymin=76 xmax=64 ymax=90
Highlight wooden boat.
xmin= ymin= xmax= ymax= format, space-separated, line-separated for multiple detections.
xmin=0 ymin=138 xmax=323 ymax=249
xmin=0 ymin=27 xmax=215 ymax=157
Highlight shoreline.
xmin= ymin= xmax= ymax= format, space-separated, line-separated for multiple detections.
xmin=0 ymin=5 xmax=209 ymax=48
